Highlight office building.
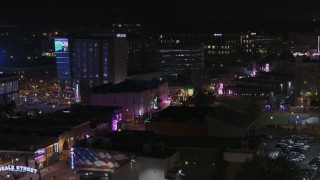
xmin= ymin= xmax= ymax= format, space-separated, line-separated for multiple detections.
xmin=53 ymin=33 xmax=127 ymax=89
xmin=0 ymin=74 xmax=19 ymax=102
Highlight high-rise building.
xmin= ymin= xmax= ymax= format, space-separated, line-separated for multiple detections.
xmin=71 ymin=23 xmax=147 ymax=75
xmin=53 ymin=33 xmax=127 ymax=89
xmin=54 ymin=38 xmax=72 ymax=87
xmin=0 ymin=74 xmax=19 ymax=102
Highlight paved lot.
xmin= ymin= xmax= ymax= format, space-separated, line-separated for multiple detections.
xmin=264 ymin=135 xmax=320 ymax=169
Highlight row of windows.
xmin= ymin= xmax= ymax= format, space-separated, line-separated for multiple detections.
xmin=0 ymin=81 xmax=18 ymax=93
xmin=75 ymin=42 xmax=98 ymax=47
xmin=205 ymin=45 xmax=232 ymax=49
xmin=75 ymin=48 xmax=99 ymax=53
xmin=207 ymin=51 xmax=235 ymax=54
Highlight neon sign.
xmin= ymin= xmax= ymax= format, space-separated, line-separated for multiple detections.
xmin=35 ymin=148 xmax=45 ymax=159
xmin=70 ymin=147 xmax=75 ymax=169
xmin=0 ymin=165 xmax=38 ymax=174
xmin=112 ymin=113 xmax=122 ymax=131
xmin=35 ymin=149 xmax=45 ymax=154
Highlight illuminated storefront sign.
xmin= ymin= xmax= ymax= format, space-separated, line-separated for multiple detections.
xmin=0 ymin=165 xmax=38 ymax=173
xmin=112 ymin=113 xmax=122 ymax=131
xmin=70 ymin=147 xmax=75 ymax=169
xmin=35 ymin=148 xmax=45 ymax=159
xmin=54 ymin=38 xmax=69 ymax=52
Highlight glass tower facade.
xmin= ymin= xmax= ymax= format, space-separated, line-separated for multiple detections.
xmin=54 ymin=38 xmax=72 ymax=87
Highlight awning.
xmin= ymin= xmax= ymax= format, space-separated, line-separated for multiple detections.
xmin=35 ymin=155 xmax=46 ymax=163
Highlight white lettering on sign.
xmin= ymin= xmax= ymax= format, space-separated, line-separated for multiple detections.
xmin=0 ymin=165 xmax=38 ymax=174
xmin=116 ymin=34 xmax=126 ymax=38
xmin=35 ymin=148 xmax=45 ymax=154
xmin=70 ymin=147 xmax=75 ymax=169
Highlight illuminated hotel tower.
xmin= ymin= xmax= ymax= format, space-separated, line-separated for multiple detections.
xmin=53 ymin=34 xmax=127 ymax=89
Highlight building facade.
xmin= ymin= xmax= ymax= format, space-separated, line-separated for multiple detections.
xmin=90 ymin=80 xmax=169 ymax=125
xmin=53 ymin=34 xmax=127 ymax=89
xmin=0 ymin=74 xmax=19 ymax=102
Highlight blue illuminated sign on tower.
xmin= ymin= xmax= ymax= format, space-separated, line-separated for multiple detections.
xmin=54 ymin=39 xmax=69 ymax=52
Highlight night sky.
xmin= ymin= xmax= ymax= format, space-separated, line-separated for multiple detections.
xmin=1 ymin=0 xmax=320 ymax=32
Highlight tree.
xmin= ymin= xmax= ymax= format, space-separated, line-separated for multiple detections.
xmin=185 ymin=90 xmax=215 ymax=107
xmin=235 ymin=155 xmax=302 ymax=180
xmin=243 ymin=101 xmax=263 ymax=119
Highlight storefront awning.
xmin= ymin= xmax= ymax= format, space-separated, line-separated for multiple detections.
xmin=35 ymin=155 xmax=46 ymax=163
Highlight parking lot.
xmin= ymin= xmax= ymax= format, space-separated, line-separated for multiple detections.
xmin=264 ymin=134 xmax=320 ymax=179
xmin=266 ymin=136 xmax=319 ymax=164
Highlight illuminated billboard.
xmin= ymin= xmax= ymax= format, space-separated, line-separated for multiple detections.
xmin=54 ymin=38 xmax=69 ymax=52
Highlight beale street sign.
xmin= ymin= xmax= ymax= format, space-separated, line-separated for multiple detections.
xmin=0 ymin=165 xmax=38 ymax=173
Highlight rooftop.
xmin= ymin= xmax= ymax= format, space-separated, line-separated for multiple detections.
xmin=76 ymin=130 xmax=257 ymax=155
xmin=147 ymin=106 xmax=255 ymax=129
xmin=148 ymin=106 xmax=213 ymax=123
xmin=206 ymin=106 xmax=255 ymax=129
xmin=92 ymin=79 xmax=165 ymax=94
xmin=0 ymin=132 xmax=58 ymax=152
xmin=2 ymin=105 xmax=122 ymax=137
xmin=77 ymin=131 xmax=176 ymax=159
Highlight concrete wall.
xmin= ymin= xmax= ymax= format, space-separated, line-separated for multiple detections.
xmin=224 ymin=152 xmax=254 ymax=180
xmin=91 ymin=91 xmax=149 ymax=122
xmin=112 ymin=153 xmax=179 ymax=180
xmin=138 ymin=157 xmax=166 ymax=180
xmin=111 ymin=161 xmax=139 ymax=180
xmin=223 ymin=151 xmax=253 ymax=163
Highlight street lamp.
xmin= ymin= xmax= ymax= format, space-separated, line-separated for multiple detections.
xmin=130 ymin=159 xmax=136 ymax=173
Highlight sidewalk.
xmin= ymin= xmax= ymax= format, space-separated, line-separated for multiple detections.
xmin=19 ymin=160 xmax=75 ymax=180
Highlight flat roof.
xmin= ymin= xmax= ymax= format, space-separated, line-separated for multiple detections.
xmin=92 ymin=79 xmax=165 ymax=94
xmin=206 ymin=106 xmax=256 ymax=129
xmin=147 ymin=106 xmax=255 ymax=129
xmin=3 ymin=105 xmax=122 ymax=137
xmin=0 ymin=132 xmax=58 ymax=152
xmin=75 ymin=130 xmax=257 ymax=156
xmin=76 ymin=131 xmax=176 ymax=159
xmin=148 ymin=106 xmax=213 ymax=123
